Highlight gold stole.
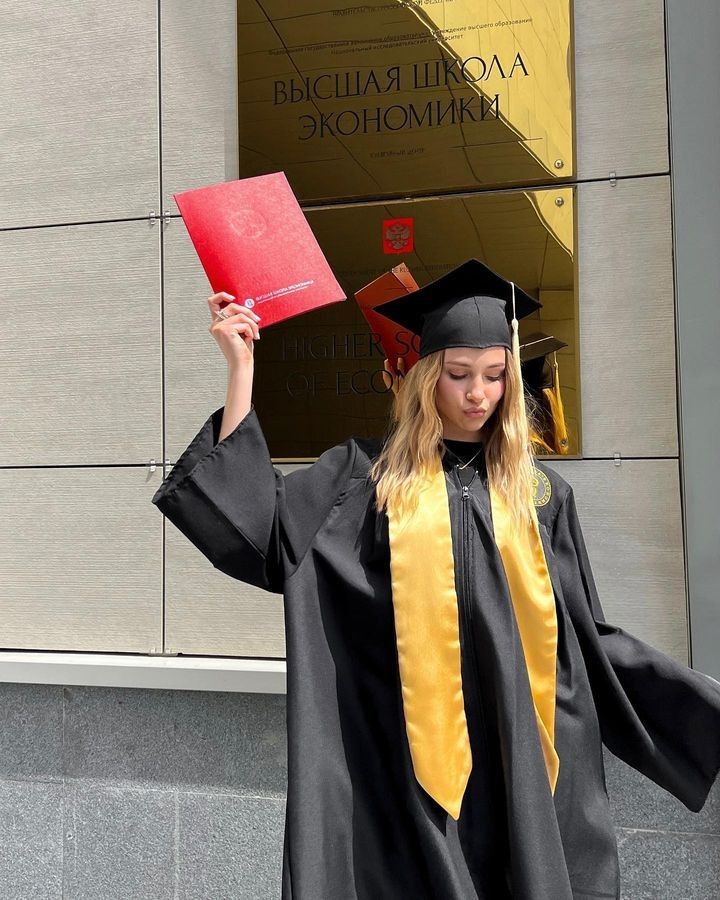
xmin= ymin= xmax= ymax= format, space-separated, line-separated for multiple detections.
xmin=387 ymin=456 xmax=559 ymax=821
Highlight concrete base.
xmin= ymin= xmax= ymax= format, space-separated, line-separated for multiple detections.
xmin=0 ymin=683 xmax=717 ymax=898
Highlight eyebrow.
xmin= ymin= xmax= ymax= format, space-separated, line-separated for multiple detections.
xmin=446 ymin=361 xmax=506 ymax=369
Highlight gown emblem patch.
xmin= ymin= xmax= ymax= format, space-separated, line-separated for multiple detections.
xmin=532 ymin=468 xmax=552 ymax=507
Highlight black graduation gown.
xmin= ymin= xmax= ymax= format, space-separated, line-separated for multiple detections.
xmin=151 ymin=404 xmax=720 ymax=900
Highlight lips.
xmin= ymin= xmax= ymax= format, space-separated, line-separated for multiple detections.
xmin=464 ymin=408 xmax=487 ymax=415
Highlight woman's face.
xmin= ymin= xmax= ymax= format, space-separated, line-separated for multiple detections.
xmin=435 ymin=346 xmax=507 ymax=440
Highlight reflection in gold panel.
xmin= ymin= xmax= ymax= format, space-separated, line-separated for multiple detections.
xmin=237 ymin=0 xmax=574 ymax=202
xmin=252 ymin=187 xmax=577 ymax=458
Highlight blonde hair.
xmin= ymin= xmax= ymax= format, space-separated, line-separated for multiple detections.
xmin=369 ymin=347 xmax=543 ymax=534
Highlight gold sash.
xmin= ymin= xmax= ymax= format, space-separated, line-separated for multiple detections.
xmin=387 ymin=455 xmax=559 ymax=820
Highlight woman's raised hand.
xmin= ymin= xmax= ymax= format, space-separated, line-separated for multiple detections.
xmin=207 ymin=292 xmax=262 ymax=369
xmin=382 ymin=356 xmax=406 ymax=396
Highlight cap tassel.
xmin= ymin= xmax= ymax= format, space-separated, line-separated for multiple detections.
xmin=510 ymin=282 xmax=530 ymax=453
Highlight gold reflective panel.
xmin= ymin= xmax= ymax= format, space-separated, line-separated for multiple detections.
xmin=252 ymin=187 xmax=578 ymax=459
xmin=237 ymin=1 xmax=574 ymax=201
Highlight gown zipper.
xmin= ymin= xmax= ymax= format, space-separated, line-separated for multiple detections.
xmin=454 ymin=465 xmax=496 ymax=815
xmin=457 ymin=465 xmax=514 ymax=896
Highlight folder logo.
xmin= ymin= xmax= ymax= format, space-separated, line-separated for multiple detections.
xmin=229 ymin=208 xmax=267 ymax=240
xmin=383 ymin=218 xmax=414 ymax=254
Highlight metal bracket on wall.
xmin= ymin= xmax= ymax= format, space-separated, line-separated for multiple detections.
xmin=148 ymin=209 xmax=171 ymax=228
xmin=148 ymin=458 xmax=172 ymax=473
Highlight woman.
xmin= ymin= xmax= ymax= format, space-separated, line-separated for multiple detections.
xmin=152 ymin=260 xmax=720 ymax=900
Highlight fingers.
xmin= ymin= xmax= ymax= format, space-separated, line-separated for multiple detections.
xmin=207 ymin=293 xmax=261 ymax=340
xmin=382 ymin=357 xmax=405 ymax=396
xmin=207 ymin=292 xmax=261 ymax=323
xmin=209 ymin=309 xmax=260 ymax=341
xmin=381 ymin=358 xmax=393 ymax=391
xmin=209 ymin=314 xmax=260 ymax=342
xmin=232 ymin=321 xmax=257 ymax=344
xmin=217 ymin=309 xmax=261 ymax=341
xmin=207 ymin=291 xmax=237 ymax=319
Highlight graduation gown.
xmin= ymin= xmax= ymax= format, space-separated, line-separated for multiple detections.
xmin=151 ymin=404 xmax=720 ymax=900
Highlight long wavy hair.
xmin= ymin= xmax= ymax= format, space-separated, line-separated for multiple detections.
xmin=369 ymin=347 xmax=543 ymax=534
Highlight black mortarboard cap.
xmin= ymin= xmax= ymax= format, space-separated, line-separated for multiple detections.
xmin=521 ymin=332 xmax=568 ymax=392
xmin=519 ymin=332 xmax=568 ymax=364
xmin=373 ymin=258 xmax=541 ymax=358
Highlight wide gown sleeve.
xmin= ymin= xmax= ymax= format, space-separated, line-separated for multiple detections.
xmin=551 ymin=486 xmax=720 ymax=812
xmin=151 ymin=404 xmax=356 ymax=594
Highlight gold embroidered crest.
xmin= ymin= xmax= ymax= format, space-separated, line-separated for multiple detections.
xmin=532 ymin=468 xmax=552 ymax=507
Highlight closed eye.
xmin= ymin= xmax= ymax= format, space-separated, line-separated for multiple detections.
xmin=448 ymin=372 xmax=504 ymax=382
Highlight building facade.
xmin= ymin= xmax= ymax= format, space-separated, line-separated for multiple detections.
xmin=0 ymin=1 xmax=718 ymax=895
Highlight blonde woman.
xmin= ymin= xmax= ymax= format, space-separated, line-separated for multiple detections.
xmin=152 ymin=259 xmax=720 ymax=900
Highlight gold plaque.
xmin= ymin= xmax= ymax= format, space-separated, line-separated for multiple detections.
xmin=238 ymin=1 xmax=574 ymax=201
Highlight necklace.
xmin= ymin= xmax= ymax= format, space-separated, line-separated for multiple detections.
xmin=442 ymin=442 xmax=485 ymax=470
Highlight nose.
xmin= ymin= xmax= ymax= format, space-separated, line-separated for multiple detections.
xmin=466 ymin=380 xmax=486 ymax=403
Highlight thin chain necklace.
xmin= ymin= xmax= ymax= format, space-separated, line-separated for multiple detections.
xmin=442 ymin=441 xmax=485 ymax=470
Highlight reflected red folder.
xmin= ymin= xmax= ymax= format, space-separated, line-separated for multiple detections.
xmin=354 ymin=264 xmax=420 ymax=374
xmin=173 ymin=172 xmax=346 ymax=328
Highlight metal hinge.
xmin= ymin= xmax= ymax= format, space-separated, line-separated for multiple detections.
xmin=613 ymin=451 xmax=622 ymax=466
xmin=609 ymin=171 xmax=617 ymax=187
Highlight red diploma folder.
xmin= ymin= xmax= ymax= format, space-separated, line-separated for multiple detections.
xmin=173 ymin=172 xmax=346 ymax=328
xmin=354 ymin=263 xmax=421 ymax=374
